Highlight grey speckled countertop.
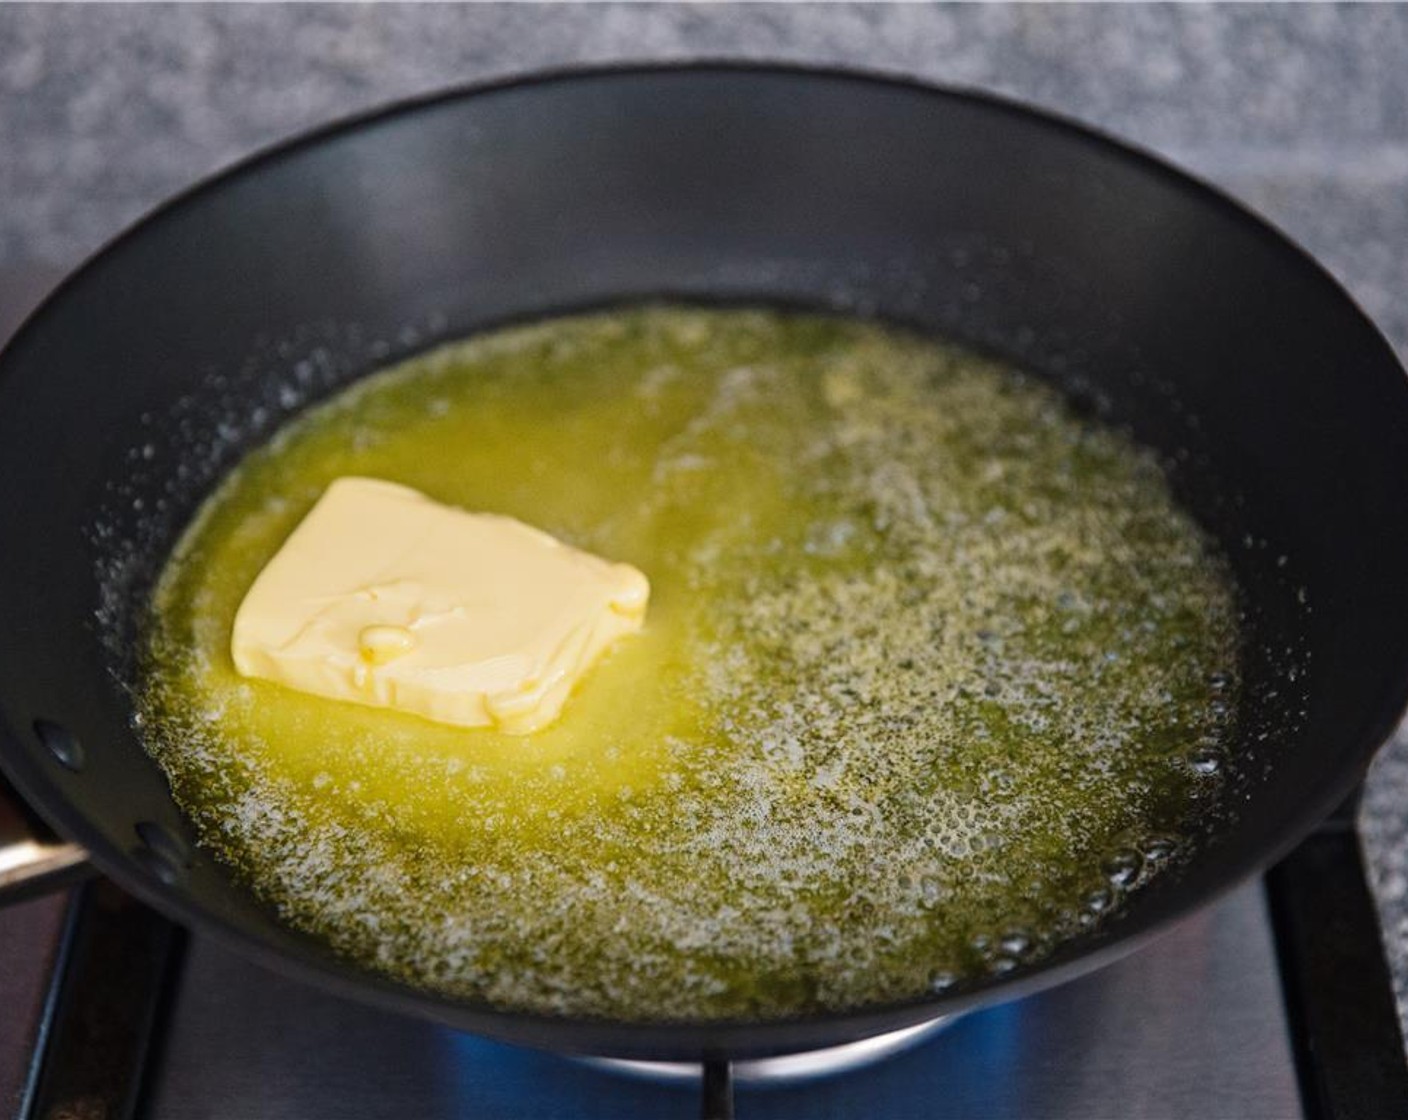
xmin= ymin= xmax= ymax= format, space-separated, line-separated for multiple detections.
xmin=3 ymin=1 xmax=1407 ymax=1047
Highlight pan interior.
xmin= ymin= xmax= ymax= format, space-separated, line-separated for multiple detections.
xmin=135 ymin=304 xmax=1242 ymax=1021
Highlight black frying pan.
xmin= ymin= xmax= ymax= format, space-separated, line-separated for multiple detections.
xmin=1 ymin=65 xmax=1406 ymax=1062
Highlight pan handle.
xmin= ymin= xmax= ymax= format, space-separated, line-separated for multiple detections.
xmin=0 ymin=773 xmax=92 ymax=906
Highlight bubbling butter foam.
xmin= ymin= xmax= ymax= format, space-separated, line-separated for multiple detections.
xmin=138 ymin=307 xmax=1241 ymax=1020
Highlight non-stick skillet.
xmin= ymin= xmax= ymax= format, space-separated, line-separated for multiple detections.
xmin=1 ymin=65 xmax=1406 ymax=1071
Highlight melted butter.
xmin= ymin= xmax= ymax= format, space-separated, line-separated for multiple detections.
xmin=230 ymin=477 xmax=649 ymax=733
xmin=138 ymin=307 xmax=1241 ymax=1021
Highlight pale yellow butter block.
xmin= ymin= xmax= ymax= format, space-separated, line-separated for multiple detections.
xmin=230 ymin=477 xmax=649 ymax=733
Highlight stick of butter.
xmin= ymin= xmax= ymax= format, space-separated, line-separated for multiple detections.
xmin=230 ymin=477 xmax=649 ymax=734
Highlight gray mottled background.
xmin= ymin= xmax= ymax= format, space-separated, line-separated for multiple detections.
xmin=3 ymin=0 xmax=1407 ymax=1044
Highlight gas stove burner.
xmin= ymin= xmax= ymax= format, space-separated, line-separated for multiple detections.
xmin=578 ymin=1015 xmax=957 ymax=1086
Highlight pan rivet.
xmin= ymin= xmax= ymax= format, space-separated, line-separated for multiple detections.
xmin=131 ymin=844 xmax=184 ymax=887
xmin=33 ymin=719 xmax=84 ymax=771
xmin=134 ymin=820 xmax=192 ymax=869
